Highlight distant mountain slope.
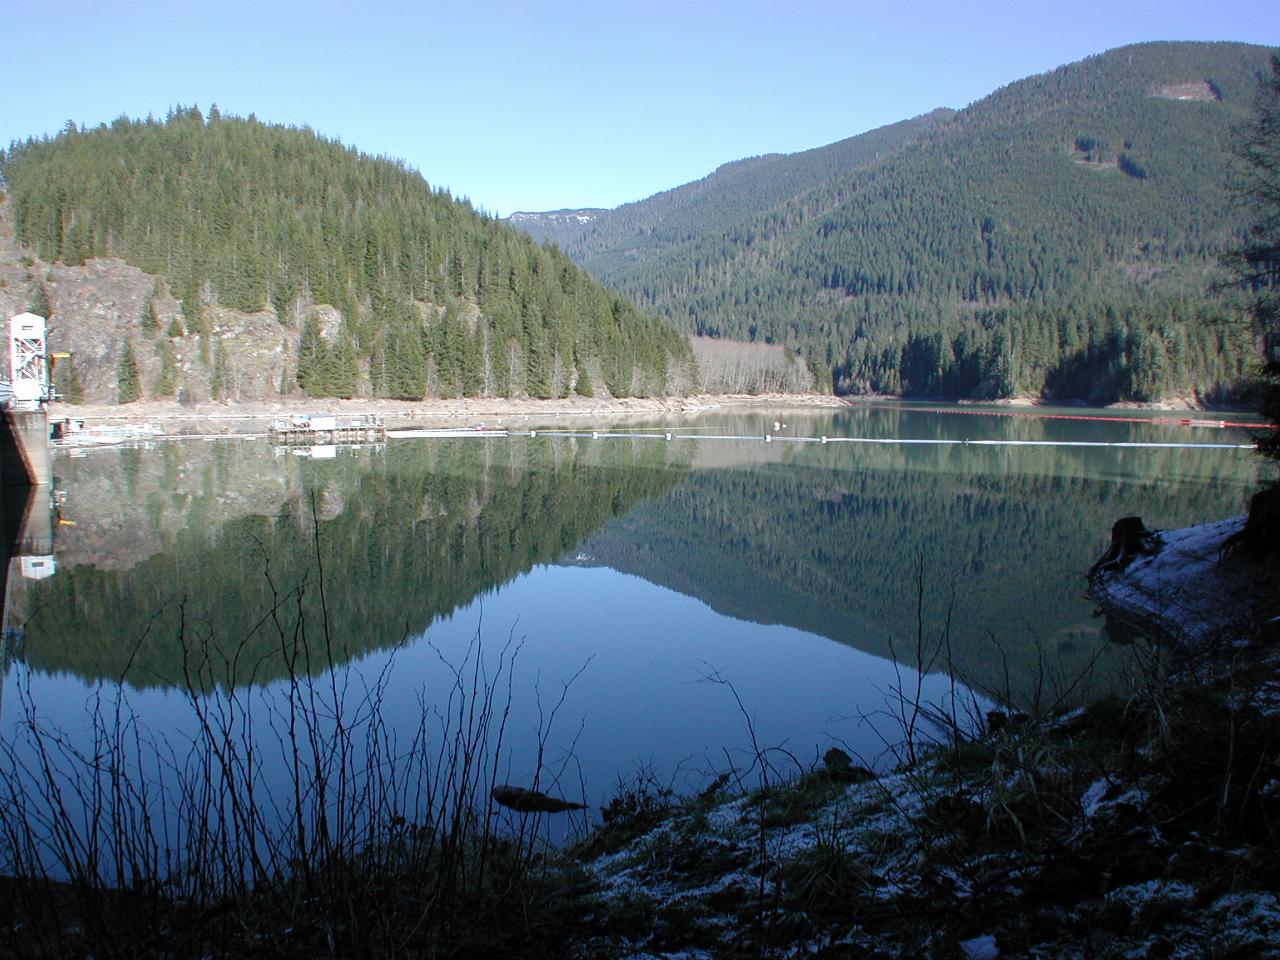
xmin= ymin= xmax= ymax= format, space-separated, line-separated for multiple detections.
xmin=506 ymin=209 xmax=607 ymax=247
xmin=514 ymin=42 xmax=1274 ymax=404
xmin=508 ymin=109 xmax=952 ymax=286
xmin=0 ymin=109 xmax=693 ymax=401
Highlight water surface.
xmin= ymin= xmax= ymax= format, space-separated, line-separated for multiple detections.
xmin=1 ymin=404 xmax=1261 ymax=816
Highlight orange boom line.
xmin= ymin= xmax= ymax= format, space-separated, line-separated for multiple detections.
xmin=863 ymin=404 xmax=1277 ymax=431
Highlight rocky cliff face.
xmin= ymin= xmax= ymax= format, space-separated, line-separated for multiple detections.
xmin=0 ymin=195 xmax=300 ymax=405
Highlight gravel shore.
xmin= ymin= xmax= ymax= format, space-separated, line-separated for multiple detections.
xmin=50 ymin=392 xmax=847 ymax=433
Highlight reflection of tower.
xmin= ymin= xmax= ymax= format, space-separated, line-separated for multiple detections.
xmin=1 ymin=483 xmax=55 ymax=713
xmin=20 ymin=554 xmax=55 ymax=580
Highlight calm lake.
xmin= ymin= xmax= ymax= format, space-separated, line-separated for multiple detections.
xmin=0 ymin=403 xmax=1261 ymax=830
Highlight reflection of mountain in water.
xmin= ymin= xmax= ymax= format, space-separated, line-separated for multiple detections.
xmin=19 ymin=406 xmax=1259 ymax=700
xmin=574 ymin=409 xmax=1258 ymax=699
xmin=23 ymin=437 xmax=688 ymax=688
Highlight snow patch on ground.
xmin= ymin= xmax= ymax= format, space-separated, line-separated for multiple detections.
xmin=1106 ymin=878 xmax=1198 ymax=907
xmin=1080 ymin=777 xmax=1115 ymax=817
xmin=959 ymin=934 xmax=1000 ymax=960
xmin=1090 ymin=514 xmax=1280 ymax=651
xmin=1251 ymin=671 xmax=1280 ymax=718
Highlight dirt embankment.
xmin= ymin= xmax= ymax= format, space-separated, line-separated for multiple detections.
xmin=50 ymin=392 xmax=847 ymax=433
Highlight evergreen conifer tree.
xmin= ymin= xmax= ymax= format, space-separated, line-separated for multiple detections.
xmin=29 ymin=284 xmax=50 ymax=319
xmin=210 ymin=342 xmax=230 ymax=399
xmin=574 ymin=355 xmax=593 ymax=397
xmin=296 ymin=315 xmax=329 ymax=396
xmin=331 ymin=336 xmax=358 ymax=398
xmin=141 ymin=291 xmax=159 ymax=335
xmin=116 ymin=341 xmax=141 ymax=403
xmin=154 ymin=341 xmax=178 ymax=396
xmin=1232 ymin=54 xmax=1280 ymax=465
xmin=54 ymin=356 xmax=83 ymax=403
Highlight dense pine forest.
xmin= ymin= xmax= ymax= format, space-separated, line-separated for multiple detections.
xmin=0 ymin=109 xmax=694 ymax=400
xmin=512 ymin=42 xmax=1277 ymax=404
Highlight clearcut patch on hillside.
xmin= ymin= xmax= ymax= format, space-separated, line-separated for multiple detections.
xmin=1150 ymin=80 xmax=1222 ymax=102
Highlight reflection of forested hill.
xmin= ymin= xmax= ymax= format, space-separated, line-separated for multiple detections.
xmin=24 ymin=438 xmax=687 ymax=688
xmin=576 ymin=427 xmax=1258 ymax=699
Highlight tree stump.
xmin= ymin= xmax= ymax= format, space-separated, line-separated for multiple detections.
xmin=1220 ymin=486 xmax=1280 ymax=565
xmin=1089 ymin=516 xmax=1161 ymax=577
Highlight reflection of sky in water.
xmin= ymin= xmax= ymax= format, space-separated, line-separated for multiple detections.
xmin=3 ymin=564 xmax=964 ymax=823
xmin=408 ymin=564 xmax=963 ymax=798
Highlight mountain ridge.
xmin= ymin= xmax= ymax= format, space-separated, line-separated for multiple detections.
xmin=510 ymin=108 xmax=954 ymax=267
xmin=509 ymin=41 xmax=1275 ymax=404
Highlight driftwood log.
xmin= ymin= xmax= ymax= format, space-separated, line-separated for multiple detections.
xmin=491 ymin=785 xmax=586 ymax=814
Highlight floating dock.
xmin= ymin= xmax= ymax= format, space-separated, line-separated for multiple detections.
xmin=269 ymin=413 xmax=386 ymax=446
xmin=50 ymin=419 xmax=162 ymax=448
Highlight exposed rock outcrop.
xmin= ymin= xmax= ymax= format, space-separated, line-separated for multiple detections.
xmin=0 ymin=196 xmax=300 ymax=405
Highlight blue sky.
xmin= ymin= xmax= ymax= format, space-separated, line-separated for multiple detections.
xmin=2 ymin=0 xmax=1277 ymax=215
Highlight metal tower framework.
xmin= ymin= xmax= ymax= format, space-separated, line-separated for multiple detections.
xmin=9 ymin=313 xmax=48 ymax=408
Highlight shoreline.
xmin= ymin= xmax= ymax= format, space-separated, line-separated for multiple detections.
xmin=50 ymin=389 xmax=1260 ymax=433
xmin=1089 ymin=512 xmax=1280 ymax=653
xmin=49 ymin=392 xmax=846 ymax=431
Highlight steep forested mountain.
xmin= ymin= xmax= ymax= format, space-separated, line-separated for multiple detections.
xmin=511 ymin=42 xmax=1276 ymax=403
xmin=509 ymin=109 xmax=953 ymax=284
xmin=0 ymin=109 xmax=693 ymax=400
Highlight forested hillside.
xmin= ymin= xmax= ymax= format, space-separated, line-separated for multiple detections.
xmin=507 ymin=108 xmax=951 ymax=261
xmin=513 ymin=42 xmax=1276 ymax=404
xmin=0 ymin=109 xmax=693 ymax=400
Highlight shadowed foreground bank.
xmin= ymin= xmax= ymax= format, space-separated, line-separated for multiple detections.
xmin=2 ymin=570 xmax=1278 ymax=958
